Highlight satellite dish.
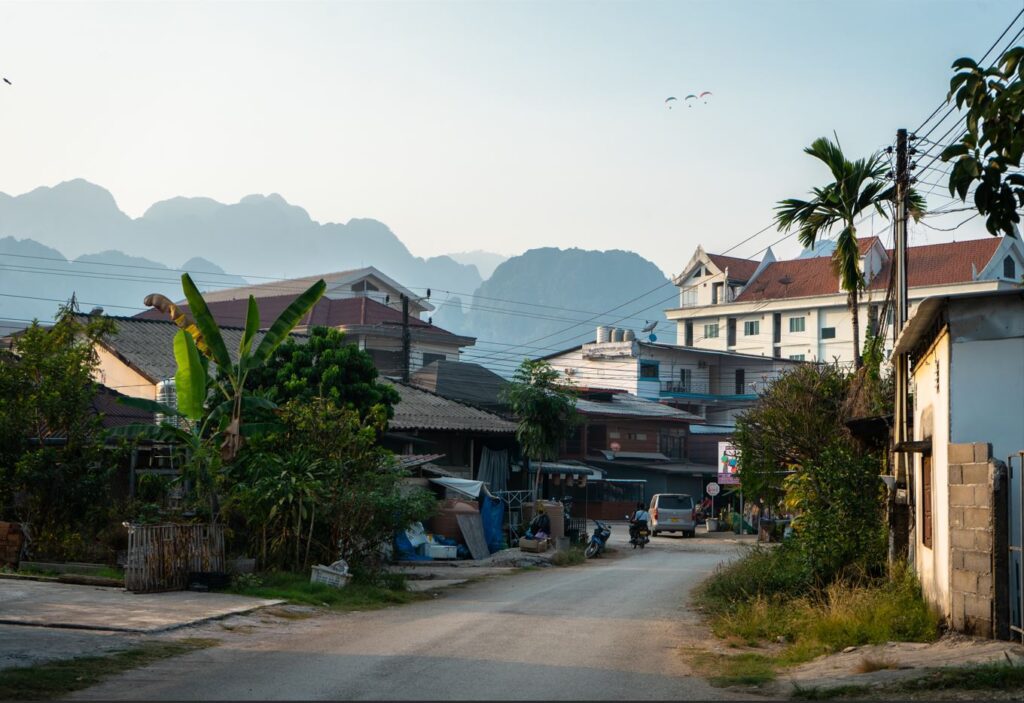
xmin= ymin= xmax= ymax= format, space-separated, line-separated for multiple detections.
xmin=648 ymin=333 xmax=657 ymax=343
xmin=641 ymin=320 xmax=658 ymax=334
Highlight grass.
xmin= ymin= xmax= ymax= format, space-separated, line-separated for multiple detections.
xmin=227 ymin=571 xmax=424 ymax=611
xmin=550 ymin=547 xmax=586 ymax=567
xmin=17 ymin=565 xmax=125 ymax=581
xmin=791 ymin=663 xmax=1024 ymax=699
xmin=893 ymin=662 xmax=1024 ymax=692
xmin=697 ymin=551 xmax=939 ymax=669
xmin=0 ymin=638 xmax=217 ymax=701
xmin=690 ymin=651 xmax=776 ymax=688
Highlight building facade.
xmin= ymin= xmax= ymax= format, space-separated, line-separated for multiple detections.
xmin=666 ymin=237 xmax=1024 ymax=364
xmin=542 ymin=332 xmax=799 ymax=424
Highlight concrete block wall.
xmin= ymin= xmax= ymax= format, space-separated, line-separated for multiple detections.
xmin=947 ymin=442 xmax=1009 ymax=638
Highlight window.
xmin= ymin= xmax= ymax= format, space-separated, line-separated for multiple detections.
xmin=743 ymin=320 xmax=760 ymax=336
xmin=821 ymin=327 xmax=836 ymax=340
xmin=351 ymin=280 xmax=379 ymax=292
xmin=627 ymin=432 xmax=648 ymax=441
xmin=712 ymin=282 xmax=723 ymax=304
xmin=684 ymin=321 xmax=694 ymax=346
xmin=679 ymin=368 xmax=692 ymax=392
xmin=922 ymin=453 xmax=933 ymax=549
xmin=789 ymin=317 xmax=806 ymax=333
xmin=640 ymin=361 xmax=659 ymax=379
xmin=789 ymin=354 xmax=805 ymax=361
xmin=681 ymin=288 xmax=698 ymax=307
xmin=693 ymin=267 xmax=702 ymax=278
xmin=704 ymin=323 xmax=719 ymax=339
xmin=735 ymin=369 xmax=746 ymax=395
xmin=1004 ymin=255 xmax=1016 ymax=280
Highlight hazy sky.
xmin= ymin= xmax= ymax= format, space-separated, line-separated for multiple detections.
xmin=0 ymin=0 xmax=1015 ymax=274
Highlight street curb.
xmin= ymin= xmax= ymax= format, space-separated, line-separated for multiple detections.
xmin=0 ymin=600 xmax=285 ymax=634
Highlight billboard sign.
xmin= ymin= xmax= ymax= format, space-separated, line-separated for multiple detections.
xmin=718 ymin=442 xmax=741 ymax=485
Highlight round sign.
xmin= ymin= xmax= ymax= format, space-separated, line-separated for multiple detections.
xmin=705 ymin=482 xmax=720 ymax=497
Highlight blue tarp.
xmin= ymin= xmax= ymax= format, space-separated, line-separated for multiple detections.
xmin=394 ymin=529 xmax=430 ymax=561
xmin=479 ymin=496 xmax=506 ymax=553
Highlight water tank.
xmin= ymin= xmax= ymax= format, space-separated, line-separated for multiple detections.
xmin=623 ymin=329 xmax=636 ymax=341
xmin=612 ymin=328 xmax=625 ymax=342
xmin=155 ymin=379 xmax=180 ymax=428
xmin=596 ymin=326 xmax=611 ymax=344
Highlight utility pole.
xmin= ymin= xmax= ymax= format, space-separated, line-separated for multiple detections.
xmin=401 ymin=294 xmax=411 ymax=383
xmin=891 ymin=127 xmax=912 ymax=559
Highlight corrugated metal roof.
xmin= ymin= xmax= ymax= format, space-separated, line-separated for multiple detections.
xmin=410 ymin=360 xmax=509 ymax=411
xmin=384 ymin=380 xmax=517 ymax=434
xmin=575 ymin=392 xmax=703 ymax=421
xmin=91 ymin=315 xmax=280 ymax=383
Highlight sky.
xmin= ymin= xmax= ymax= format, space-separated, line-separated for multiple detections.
xmin=0 ymin=0 xmax=1017 ymax=275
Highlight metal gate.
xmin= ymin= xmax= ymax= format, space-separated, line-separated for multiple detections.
xmin=125 ymin=523 xmax=225 ymax=593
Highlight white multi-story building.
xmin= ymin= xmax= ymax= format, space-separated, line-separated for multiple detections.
xmin=666 ymin=236 xmax=1024 ymax=364
xmin=541 ymin=331 xmax=799 ymax=425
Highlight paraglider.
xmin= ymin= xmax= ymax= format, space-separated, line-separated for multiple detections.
xmin=664 ymin=96 xmax=677 ymax=109
xmin=699 ymin=90 xmax=712 ymax=103
xmin=684 ymin=94 xmax=697 ymax=107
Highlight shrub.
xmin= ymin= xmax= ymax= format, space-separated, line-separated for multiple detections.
xmin=695 ymin=543 xmax=812 ymax=616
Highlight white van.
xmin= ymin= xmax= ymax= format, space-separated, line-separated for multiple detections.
xmin=649 ymin=493 xmax=696 ymax=537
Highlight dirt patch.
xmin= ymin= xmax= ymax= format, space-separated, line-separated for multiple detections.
xmin=775 ymin=633 xmax=1024 ymax=698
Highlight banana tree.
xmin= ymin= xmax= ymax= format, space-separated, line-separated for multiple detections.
xmin=110 ymin=273 xmax=324 ymax=520
xmin=142 ymin=273 xmax=326 ymax=461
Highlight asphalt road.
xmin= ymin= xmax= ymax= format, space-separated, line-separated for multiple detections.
xmin=75 ymin=528 xmax=750 ymax=701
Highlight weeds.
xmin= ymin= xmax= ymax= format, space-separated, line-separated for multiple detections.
xmin=0 ymin=638 xmax=217 ymax=701
xmin=551 ymin=547 xmax=586 ymax=567
xmin=227 ymin=571 xmax=423 ymax=611
xmin=690 ymin=651 xmax=776 ymax=687
xmin=855 ymin=655 xmax=898 ymax=674
xmin=894 ymin=662 xmax=1024 ymax=692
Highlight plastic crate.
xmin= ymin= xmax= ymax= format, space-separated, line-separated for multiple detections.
xmin=310 ymin=564 xmax=351 ymax=589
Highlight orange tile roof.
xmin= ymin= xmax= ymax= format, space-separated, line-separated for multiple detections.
xmin=734 ymin=237 xmax=1003 ymax=302
xmin=707 ymin=254 xmax=759 ymax=282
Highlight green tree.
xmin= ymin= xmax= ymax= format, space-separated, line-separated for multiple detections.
xmin=734 ymin=363 xmax=851 ymax=515
xmin=942 ymin=47 xmax=1024 ymax=236
xmin=112 ymin=273 xmax=325 ymax=522
xmin=775 ymin=137 xmax=925 ymax=368
xmin=0 ymin=307 xmax=118 ymax=557
xmin=501 ymin=359 xmax=578 ymax=493
xmin=245 ymin=326 xmax=399 ymax=420
xmin=232 ymin=398 xmax=434 ymax=573
xmin=142 ymin=272 xmax=325 ymax=461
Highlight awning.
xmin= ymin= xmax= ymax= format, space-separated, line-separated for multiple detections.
xmin=429 ymin=477 xmax=494 ymax=499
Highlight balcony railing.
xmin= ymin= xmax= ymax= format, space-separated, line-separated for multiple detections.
xmin=658 ymin=379 xmax=767 ymax=399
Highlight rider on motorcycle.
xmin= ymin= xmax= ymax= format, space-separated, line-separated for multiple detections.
xmin=629 ymin=501 xmax=649 ymax=541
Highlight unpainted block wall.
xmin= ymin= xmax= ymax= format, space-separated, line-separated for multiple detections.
xmin=947 ymin=442 xmax=1009 ymax=638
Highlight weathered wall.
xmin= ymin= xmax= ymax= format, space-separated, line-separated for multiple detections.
xmin=947 ymin=443 xmax=1009 ymax=638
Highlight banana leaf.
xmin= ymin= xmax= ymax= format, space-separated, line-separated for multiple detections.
xmin=251 ymin=279 xmax=326 ymax=365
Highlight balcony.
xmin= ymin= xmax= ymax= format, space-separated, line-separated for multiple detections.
xmin=658 ymin=380 xmax=759 ymax=402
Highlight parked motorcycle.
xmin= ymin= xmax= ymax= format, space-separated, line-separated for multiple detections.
xmin=584 ymin=520 xmax=611 ymax=558
xmin=626 ymin=515 xmax=650 ymax=549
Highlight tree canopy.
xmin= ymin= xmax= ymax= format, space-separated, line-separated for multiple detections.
xmin=245 ymin=326 xmax=399 ymax=420
xmin=942 ymin=47 xmax=1024 ymax=237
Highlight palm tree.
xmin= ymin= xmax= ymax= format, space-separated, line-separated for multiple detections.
xmin=775 ymin=137 xmax=924 ymax=369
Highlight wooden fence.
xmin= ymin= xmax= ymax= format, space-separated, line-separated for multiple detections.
xmin=125 ymin=523 xmax=225 ymax=593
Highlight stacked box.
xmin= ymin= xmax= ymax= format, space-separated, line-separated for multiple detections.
xmin=0 ymin=522 xmax=23 ymax=567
